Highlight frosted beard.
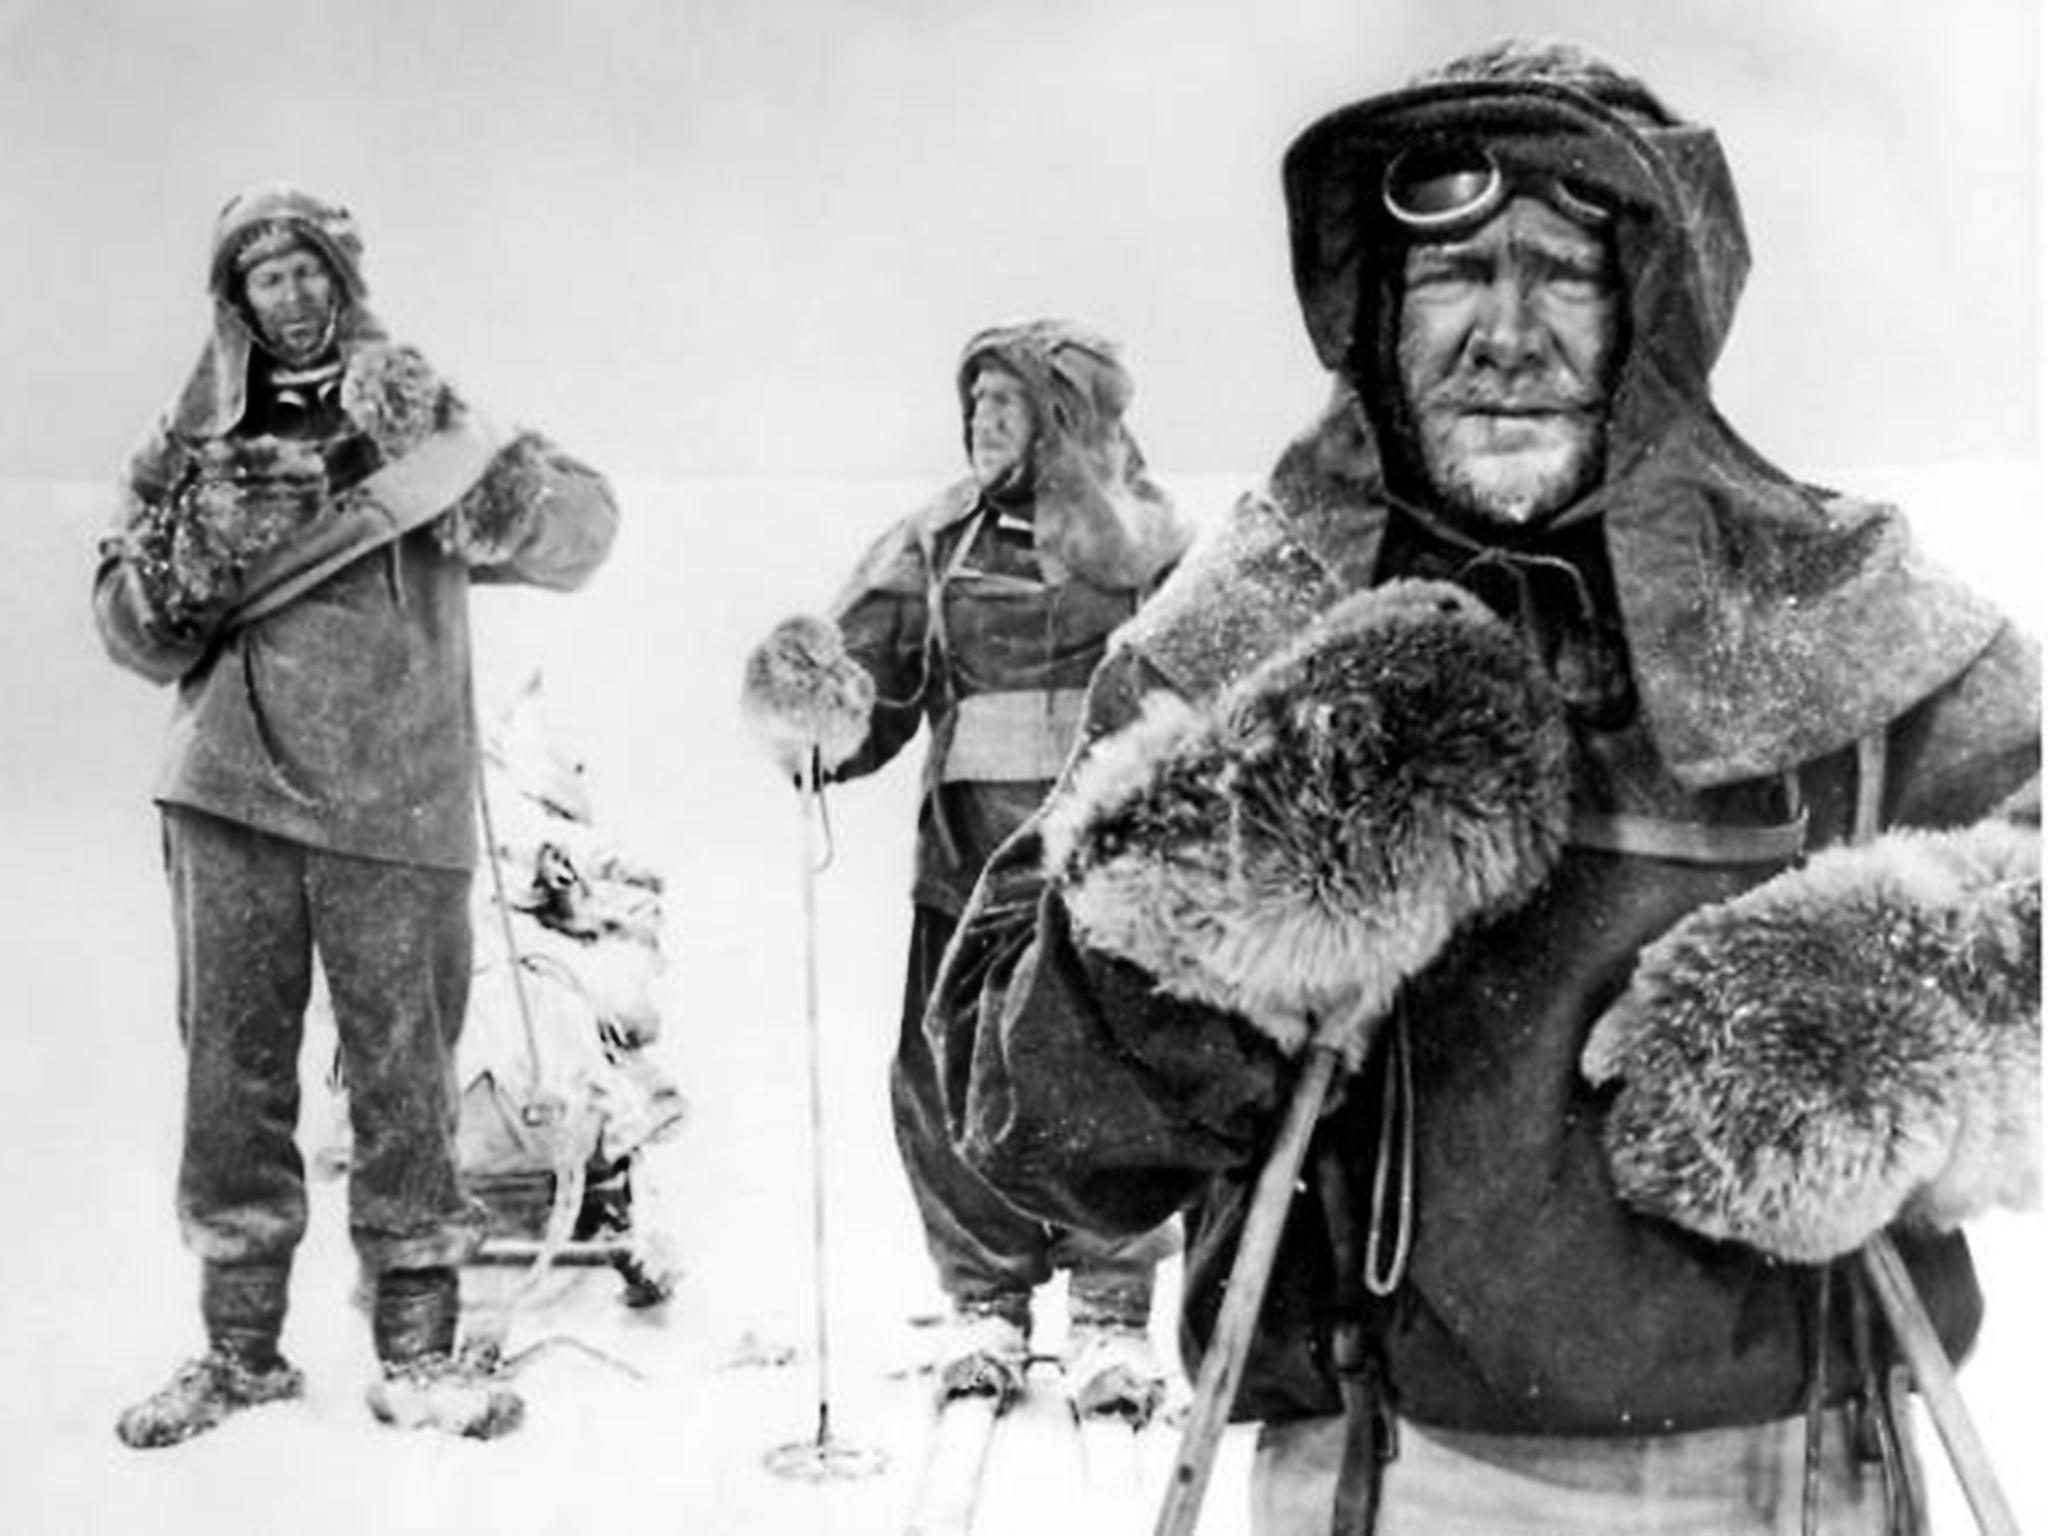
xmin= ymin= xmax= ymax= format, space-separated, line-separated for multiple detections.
xmin=1409 ymin=401 xmax=1606 ymax=527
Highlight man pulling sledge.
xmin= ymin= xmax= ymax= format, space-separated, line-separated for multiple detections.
xmin=95 ymin=184 xmax=620 ymax=1447
xmin=741 ymin=320 xmax=1193 ymax=1419
xmin=931 ymin=40 xmax=2039 ymax=1534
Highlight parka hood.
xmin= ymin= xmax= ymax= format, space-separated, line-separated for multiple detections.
xmin=169 ymin=183 xmax=388 ymax=440
xmin=954 ymin=319 xmax=1134 ymax=470
xmin=1283 ymin=56 xmax=1749 ymax=462
xmin=1123 ymin=45 xmax=2006 ymax=789
xmin=947 ymin=319 xmax=1193 ymax=590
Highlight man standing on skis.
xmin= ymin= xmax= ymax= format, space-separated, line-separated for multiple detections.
xmin=742 ymin=319 xmax=1193 ymax=1417
xmin=931 ymin=41 xmax=2039 ymax=1533
xmin=95 ymin=184 xmax=619 ymax=1447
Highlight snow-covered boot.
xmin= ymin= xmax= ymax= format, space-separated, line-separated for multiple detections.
xmin=364 ymin=1266 xmax=524 ymax=1440
xmin=1064 ymin=1316 xmax=1167 ymax=1426
xmin=116 ymin=1260 xmax=304 ymax=1449
xmin=934 ymin=1299 xmax=1031 ymax=1409
xmin=115 ymin=1342 xmax=305 ymax=1449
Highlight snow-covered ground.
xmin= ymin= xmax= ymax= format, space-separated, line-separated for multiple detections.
xmin=1 ymin=466 xmax=2039 ymax=1535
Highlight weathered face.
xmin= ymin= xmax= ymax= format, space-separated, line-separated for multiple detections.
xmin=1396 ymin=195 xmax=1621 ymax=526
xmin=968 ymin=366 xmax=1036 ymax=489
xmin=241 ymin=246 xmax=339 ymax=365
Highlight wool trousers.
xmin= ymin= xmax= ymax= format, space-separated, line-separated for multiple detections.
xmin=164 ymin=807 xmax=484 ymax=1281
xmin=891 ymin=904 xmax=1173 ymax=1324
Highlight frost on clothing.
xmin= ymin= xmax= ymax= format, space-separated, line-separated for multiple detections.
xmin=822 ymin=320 xmax=1194 ymax=914
xmin=928 ymin=67 xmax=2041 ymax=1438
xmin=97 ymin=185 xmax=621 ymax=1443
xmin=93 ymin=188 xmax=619 ymax=872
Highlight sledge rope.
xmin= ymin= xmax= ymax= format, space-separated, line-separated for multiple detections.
xmin=467 ymin=735 xmax=607 ymax=1361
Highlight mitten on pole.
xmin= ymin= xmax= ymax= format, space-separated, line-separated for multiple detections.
xmin=1040 ymin=579 xmax=1574 ymax=1061
xmin=1582 ymin=818 xmax=2041 ymax=1262
xmin=740 ymin=614 xmax=877 ymax=782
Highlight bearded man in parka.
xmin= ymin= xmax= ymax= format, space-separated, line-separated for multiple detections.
xmin=95 ymin=185 xmax=619 ymax=1447
xmin=929 ymin=42 xmax=2040 ymax=1535
xmin=742 ymin=320 xmax=1193 ymax=1414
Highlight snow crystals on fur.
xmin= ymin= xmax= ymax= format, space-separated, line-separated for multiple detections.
xmin=1044 ymin=579 xmax=1573 ymax=1051
xmin=1584 ymin=818 xmax=2042 ymax=1262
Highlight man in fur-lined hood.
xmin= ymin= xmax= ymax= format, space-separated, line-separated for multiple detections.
xmin=930 ymin=41 xmax=2038 ymax=1535
xmin=95 ymin=184 xmax=619 ymax=1448
xmin=740 ymin=319 xmax=1192 ymax=1418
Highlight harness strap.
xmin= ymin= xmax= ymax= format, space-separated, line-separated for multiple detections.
xmin=1567 ymin=807 xmax=1808 ymax=865
xmin=939 ymin=689 xmax=1090 ymax=782
xmin=1800 ymin=1266 xmax=1833 ymax=1536
xmin=1313 ymin=1144 xmax=1394 ymax=1536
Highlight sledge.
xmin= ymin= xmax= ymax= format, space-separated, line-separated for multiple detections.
xmin=318 ymin=677 xmax=687 ymax=1312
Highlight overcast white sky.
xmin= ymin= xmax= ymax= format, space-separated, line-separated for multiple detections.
xmin=0 ymin=0 xmax=2038 ymax=487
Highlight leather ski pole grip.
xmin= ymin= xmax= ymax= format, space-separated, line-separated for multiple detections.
xmin=1859 ymin=1234 xmax=2019 ymax=1536
xmin=1155 ymin=1038 xmax=1349 ymax=1536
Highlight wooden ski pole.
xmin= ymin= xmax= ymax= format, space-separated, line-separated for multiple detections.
xmin=1859 ymin=1233 xmax=2019 ymax=1536
xmin=1155 ymin=1035 xmax=1353 ymax=1536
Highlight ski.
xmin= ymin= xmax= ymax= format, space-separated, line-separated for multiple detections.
xmin=903 ymin=1362 xmax=1174 ymax=1536
xmin=1074 ymin=1408 xmax=1155 ymax=1532
xmin=905 ymin=1390 xmax=1003 ymax=1536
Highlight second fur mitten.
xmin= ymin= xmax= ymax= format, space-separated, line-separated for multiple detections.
xmin=1583 ymin=818 xmax=2041 ymax=1262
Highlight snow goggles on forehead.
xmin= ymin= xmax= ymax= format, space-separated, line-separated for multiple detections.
xmin=1381 ymin=142 xmax=1615 ymax=234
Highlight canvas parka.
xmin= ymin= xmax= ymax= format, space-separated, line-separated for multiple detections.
xmin=94 ymin=185 xmax=618 ymax=871
xmin=928 ymin=66 xmax=2041 ymax=1437
xmin=824 ymin=321 xmax=1193 ymax=914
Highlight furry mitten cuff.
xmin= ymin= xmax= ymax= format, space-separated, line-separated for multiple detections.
xmin=122 ymin=435 xmax=328 ymax=635
xmin=1041 ymin=580 xmax=1572 ymax=1060
xmin=432 ymin=432 xmax=573 ymax=567
xmin=1583 ymin=818 xmax=2042 ymax=1262
xmin=740 ymin=614 xmax=877 ymax=779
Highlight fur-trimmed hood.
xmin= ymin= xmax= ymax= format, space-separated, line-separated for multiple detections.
xmin=167 ymin=184 xmax=388 ymax=442
xmin=951 ymin=319 xmax=1193 ymax=591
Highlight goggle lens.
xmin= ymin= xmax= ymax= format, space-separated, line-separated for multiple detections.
xmin=1383 ymin=146 xmax=1504 ymax=228
xmin=1382 ymin=144 xmax=1613 ymax=232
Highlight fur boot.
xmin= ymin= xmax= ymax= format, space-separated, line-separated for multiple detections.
xmin=1582 ymin=819 xmax=2041 ymax=1261
xmin=740 ymin=613 xmax=876 ymax=778
xmin=1042 ymin=579 xmax=1572 ymax=1056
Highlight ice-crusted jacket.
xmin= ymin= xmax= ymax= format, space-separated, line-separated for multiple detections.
xmin=94 ymin=186 xmax=618 ymax=871
xmin=824 ymin=321 xmax=1193 ymax=914
xmin=930 ymin=69 xmax=2041 ymax=1435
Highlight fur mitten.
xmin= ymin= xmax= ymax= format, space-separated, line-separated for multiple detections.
xmin=340 ymin=343 xmax=459 ymax=460
xmin=433 ymin=432 xmax=577 ymax=567
xmin=123 ymin=435 xmax=327 ymax=634
xmin=1041 ymin=579 xmax=1573 ymax=1059
xmin=1583 ymin=819 xmax=2041 ymax=1262
xmin=740 ymin=614 xmax=877 ymax=778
